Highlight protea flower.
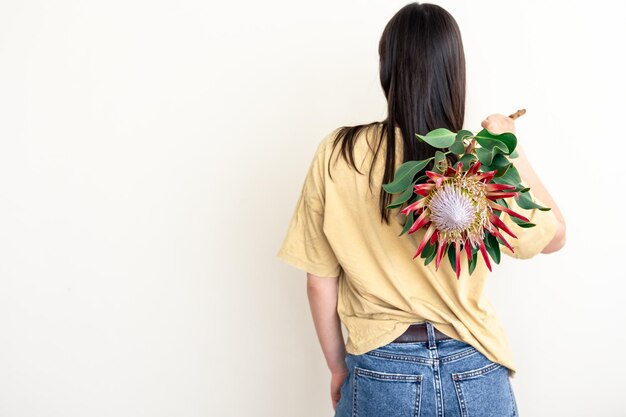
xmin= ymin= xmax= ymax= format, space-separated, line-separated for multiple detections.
xmin=399 ymin=160 xmax=530 ymax=278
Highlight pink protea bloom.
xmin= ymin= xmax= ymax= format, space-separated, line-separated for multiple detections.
xmin=399 ymin=160 xmax=530 ymax=279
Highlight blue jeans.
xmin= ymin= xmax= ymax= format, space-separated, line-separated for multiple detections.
xmin=334 ymin=322 xmax=519 ymax=417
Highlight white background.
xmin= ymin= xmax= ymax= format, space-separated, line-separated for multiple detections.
xmin=0 ymin=1 xmax=624 ymax=416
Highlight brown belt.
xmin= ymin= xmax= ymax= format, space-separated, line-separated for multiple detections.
xmin=392 ymin=323 xmax=453 ymax=343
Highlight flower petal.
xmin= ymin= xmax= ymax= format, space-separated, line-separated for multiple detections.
xmin=464 ymin=239 xmax=472 ymax=260
xmin=454 ymin=241 xmax=461 ymax=279
xmin=414 ymin=183 xmax=435 ymax=191
xmin=400 ymin=198 xmax=425 ymax=215
xmin=487 ymin=191 xmax=518 ymax=199
xmin=413 ymin=183 xmax=435 ymax=197
xmin=487 ymin=227 xmax=514 ymax=252
xmin=467 ymin=160 xmax=482 ymax=176
xmin=486 ymin=183 xmax=516 ymax=192
xmin=476 ymin=169 xmax=498 ymax=182
xmin=478 ymin=239 xmax=492 ymax=272
xmin=488 ymin=201 xmax=530 ymax=222
xmin=435 ymin=239 xmax=447 ymax=270
xmin=430 ymin=229 xmax=439 ymax=245
xmin=408 ymin=210 xmax=430 ymax=234
xmin=413 ymin=224 xmax=436 ymax=259
xmin=425 ymin=171 xmax=446 ymax=187
xmin=489 ymin=212 xmax=518 ymax=238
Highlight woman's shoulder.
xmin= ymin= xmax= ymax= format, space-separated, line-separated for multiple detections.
xmin=323 ymin=122 xmax=387 ymax=155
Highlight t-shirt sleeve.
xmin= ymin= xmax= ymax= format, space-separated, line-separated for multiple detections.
xmin=276 ymin=135 xmax=342 ymax=278
xmin=498 ymin=181 xmax=558 ymax=259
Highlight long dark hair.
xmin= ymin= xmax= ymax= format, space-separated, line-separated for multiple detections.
xmin=328 ymin=2 xmax=466 ymax=224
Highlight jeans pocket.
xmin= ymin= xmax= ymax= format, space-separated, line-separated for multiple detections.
xmin=452 ymin=362 xmax=517 ymax=417
xmin=353 ymin=366 xmax=423 ymax=417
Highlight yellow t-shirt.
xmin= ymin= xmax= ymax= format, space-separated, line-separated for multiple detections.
xmin=276 ymin=123 xmax=557 ymax=379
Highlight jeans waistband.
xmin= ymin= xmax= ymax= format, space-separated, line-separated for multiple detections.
xmin=391 ymin=322 xmax=453 ymax=349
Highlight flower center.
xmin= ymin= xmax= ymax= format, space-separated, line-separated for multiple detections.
xmin=428 ymin=183 xmax=476 ymax=232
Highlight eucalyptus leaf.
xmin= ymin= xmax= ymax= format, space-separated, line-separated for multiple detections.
xmin=451 ymin=130 xmax=472 ymax=154
xmin=383 ymin=158 xmax=432 ymax=193
xmin=424 ymin=251 xmax=437 ymax=266
xmin=495 ymin=164 xmax=522 ymax=185
xmin=474 ymin=129 xmax=517 ymax=154
xmin=510 ymin=216 xmax=536 ymax=228
xmin=424 ymin=242 xmax=438 ymax=265
xmin=447 ymin=243 xmax=457 ymax=274
xmin=399 ymin=210 xmax=415 ymax=236
xmin=476 ymin=147 xmax=494 ymax=165
xmin=415 ymin=128 xmax=456 ymax=149
xmin=468 ymin=247 xmax=478 ymax=275
xmin=455 ymin=153 xmax=478 ymax=171
xmin=421 ymin=240 xmax=437 ymax=260
xmin=489 ymin=154 xmax=511 ymax=177
xmin=434 ymin=151 xmax=447 ymax=173
xmin=474 ymin=136 xmax=509 ymax=154
xmin=456 ymin=129 xmax=474 ymax=143
xmin=516 ymin=191 xmax=551 ymax=211
xmin=485 ymin=233 xmax=501 ymax=264
xmin=386 ymin=180 xmax=419 ymax=209
xmin=450 ymin=139 xmax=465 ymax=155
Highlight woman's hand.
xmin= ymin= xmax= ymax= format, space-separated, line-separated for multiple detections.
xmin=331 ymin=367 xmax=348 ymax=411
xmin=481 ymin=113 xmax=516 ymax=135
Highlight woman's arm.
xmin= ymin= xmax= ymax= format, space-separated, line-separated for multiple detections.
xmin=306 ymin=273 xmax=348 ymax=410
xmin=481 ymin=114 xmax=567 ymax=253
xmin=510 ymin=144 xmax=566 ymax=253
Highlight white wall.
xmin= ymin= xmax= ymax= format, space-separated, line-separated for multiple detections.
xmin=0 ymin=1 xmax=623 ymax=416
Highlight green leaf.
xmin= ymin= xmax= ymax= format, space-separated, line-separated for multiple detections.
xmin=489 ymin=154 xmax=511 ymax=177
xmin=474 ymin=129 xmax=517 ymax=154
xmin=461 ymin=244 xmax=478 ymax=275
xmin=516 ymin=191 xmax=551 ymax=211
xmin=415 ymin=128 xmax=456 ymax=149
xmin=468 ymin=247 xmax=478 ymax=275
xmin=450 ymin=130 xmax=472 ymax=154
xmin=423 ymin=242 xmax=438 ymax=265
xmin=455 ymin=153 xmax=478 ymax=171
xmin=434 ymin=151 xmax=447 ymax=173
xmin=447 ymin=243 xmax=457 ymax=274
xmin=493 ymin=164 xmax=522 ymax=185
xmin=510 ymin=216 xmax=536 ymax=227
xmin=476 ymin=147 xmax=494 ymax=165
xmin=509 ymin=150 xmax=519 ymax=158
xmin=382 ymin=158 xmax=432 ymax=193
xmin=475 ymin=142 xmax=511 ymax=168
xmin=450 ymin=140 xmax=465 ymax=155
xmin=386 ymin=182 xmax=417 ymax=209
xmin=421 ymin=240 xmax=437 ymax=259
xmin=399 ymin=210 xmax=415 ymax=236
xmin=485 ymin=233 xmax=501 ymax=265
xmin=456 ymin=129 xmax=474 ymax=142
xmin=475 ymin=136 xmax=509 ymax=154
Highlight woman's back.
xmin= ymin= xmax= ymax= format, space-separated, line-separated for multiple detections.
xmin=276 ymin=121 xmax=558 ymax=378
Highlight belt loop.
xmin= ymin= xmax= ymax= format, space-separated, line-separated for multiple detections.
xmin=426 ymin=321 xmax=436 ymax=350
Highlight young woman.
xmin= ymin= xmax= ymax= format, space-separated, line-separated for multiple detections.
xmin=277 ymin=3 xmax=566 ymax=416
